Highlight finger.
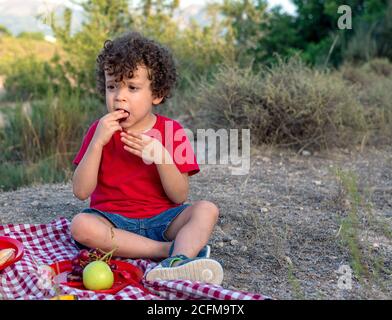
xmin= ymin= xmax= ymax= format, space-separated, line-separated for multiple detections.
xmin=120 ymin=132 xmax=144 ymax=145
xmin=124 ymin=145 xmax=142 ymax=157
xmin=140 ymin=134 xmax=153 ymax=143
xmin=110 ymin=110 xmax=129 ymax=120
xmin=109 ymin=124 xmax=123 ymax=132
xmin=126 ymin=131 xmax=143 ymax=140
xmin=121 ymin=136 xmax=143 ymax=150
xmin=131 ymin=133 xmax=152 ymax=146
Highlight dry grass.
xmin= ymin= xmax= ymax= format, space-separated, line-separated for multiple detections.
xmin=0 ymin=36 xmax=58 ymax=74
xmin=193 ymin=57 xmax=369 ymax=151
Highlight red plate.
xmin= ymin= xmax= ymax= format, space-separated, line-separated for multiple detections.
xmin=50 ymin=260 xmax=152 ymax=295
xmin=0 ymin=236 xmax=25 ymax=271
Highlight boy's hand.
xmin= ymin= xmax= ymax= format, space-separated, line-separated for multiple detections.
xmin=120 ymin=131 xmax=173 ymax=165
xmin=91 ymin=110 xmax=128 ymax=148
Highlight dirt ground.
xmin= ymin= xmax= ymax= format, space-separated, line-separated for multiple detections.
xmin=1 ymin=145 xmax=391 ymax=300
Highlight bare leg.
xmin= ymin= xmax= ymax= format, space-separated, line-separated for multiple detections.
xmin=145 ymin=201 xmax=223 ymax=285
xmin=70 ymin=213 xmax=171 ymax=259
xmin=164 ymin=201 xmax=219 ymax=259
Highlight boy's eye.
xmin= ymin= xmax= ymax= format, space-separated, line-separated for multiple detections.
xmin=128 ymin=86 xmax=138 ymax=91
xmin=106 ymin=85 xmax=115 ymax=90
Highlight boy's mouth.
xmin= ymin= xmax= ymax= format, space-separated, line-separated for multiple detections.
xmin=115 ymin=108 xmax=130 ymax=123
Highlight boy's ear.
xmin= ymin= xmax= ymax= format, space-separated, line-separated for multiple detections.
xmin=152 ymin=96 xmax=164 ymax=105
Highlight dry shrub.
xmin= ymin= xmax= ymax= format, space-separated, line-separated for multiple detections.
xmin=340 ymin=64 xmax=374 ymax=88
xmin=363 ymin=58 xmax=392 ymax=78
xmin=341 ymin=58 xmax=392 ymax=87
xmin=195 ymin=58 xmax=367 ymax=151
xmin=341 ymin=58 xmax=392 ymax=145
xmin=194 ymin=64 xmax=265 ymax=131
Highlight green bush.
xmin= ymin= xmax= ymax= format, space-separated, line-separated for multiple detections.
xmin=194 ymin=57 xmax=367 ymax=150
xmin=0 ymin=88 xmax=104 ymax=191
xmin=0 ymin=157 xmax=71 ymax=192
xmin=16 ymin=32 xmax=45 ymax=41
xmin=4 ymin=55 xmax=71 ymax=100
xmin=0 ymin=36 xmax=57 ymax=75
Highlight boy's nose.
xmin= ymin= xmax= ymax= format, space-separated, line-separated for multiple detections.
xmin=115 ymin=96 xmax=127 ymax=102
xmin=115 ymin=91 xmax=127 ymax=102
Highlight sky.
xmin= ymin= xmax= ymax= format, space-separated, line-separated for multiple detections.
xmin=266 ymin=0 xmax=296 ymax=14
xmin=180 ymin=0 xmax=296 ymax=14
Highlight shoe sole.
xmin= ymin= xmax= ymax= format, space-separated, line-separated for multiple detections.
xmin=146 ymin=258 xmax=223 ymax=285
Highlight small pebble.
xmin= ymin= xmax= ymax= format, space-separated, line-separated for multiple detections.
xmin=31 ymin=201 xmax=39 ymax=207
xmin=215 ymin=225 xmax=224 ymax=234
xmin=230 ymin=239 xmax=239 ymax=246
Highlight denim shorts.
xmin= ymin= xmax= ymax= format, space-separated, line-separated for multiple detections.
xmin=74 ymin=204 xmax=191 ymax=249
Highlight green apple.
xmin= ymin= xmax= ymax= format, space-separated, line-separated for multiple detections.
xmin=82 ymin=261 xmax=114 ymax=290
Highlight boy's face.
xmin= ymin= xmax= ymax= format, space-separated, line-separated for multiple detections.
xmin=105 ymin=65 xmax=163 ymax=131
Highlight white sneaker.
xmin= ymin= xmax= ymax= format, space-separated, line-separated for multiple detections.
xmin=145 ymin=254 xmax=223 ymax=285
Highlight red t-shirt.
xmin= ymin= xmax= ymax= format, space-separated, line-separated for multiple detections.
xmin=72 ymin=113 xmax=200 ymax=218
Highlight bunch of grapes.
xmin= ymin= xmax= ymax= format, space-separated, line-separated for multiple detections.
xmin=67 ymin=248 xmax=117 ymax=282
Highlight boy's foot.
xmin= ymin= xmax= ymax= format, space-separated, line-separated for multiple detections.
xmin=197 ymin=245 xmax=211 ymax=258
xmin=169 ymin=242 xmax=211 ymax=259
xmin=145 ymin=254 xmax=223 ymax=285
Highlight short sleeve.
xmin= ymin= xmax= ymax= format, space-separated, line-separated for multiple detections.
xmin=169 ymin=121 xmax=200 ymax=176
xmin=72 ymin=120 xmax=99 ymax=166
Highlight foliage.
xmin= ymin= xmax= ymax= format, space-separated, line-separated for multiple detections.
xmin=48 ymin=1 xmax=133 ymax=95
xmin=1 ymin=0 xmax=392 ymax=191
xmin=3 ymin=55 xmax=71 ymax=100
xmin=219 ymin=0 xmax=391 ymax=67
xmin=0 ymin=36 xmax=57 ymax=75
xmin=0 ymin=89 xmax=103 ymax=191
xmin=0 ymin=25 xmax=11 ymax=37
xmin=194 ymin=57 xmax=369 ymax=150
xmin=16 ymin=31 xmax=45 ymax=41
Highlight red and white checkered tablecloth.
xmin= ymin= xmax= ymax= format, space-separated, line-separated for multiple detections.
xmin=0 ymin=218 xmax=268 ymax=300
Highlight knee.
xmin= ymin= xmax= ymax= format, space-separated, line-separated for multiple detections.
xmin=70 ymin=213 xmax=96 ymax=244
xmin=194 ymin=200 xmax=219 ymax=223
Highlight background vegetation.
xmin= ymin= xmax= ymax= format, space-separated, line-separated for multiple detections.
xmin=0 ymin=0 xmax=391 ymax=191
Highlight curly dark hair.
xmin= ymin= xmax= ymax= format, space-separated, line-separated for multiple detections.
xmin=96 ymin=31 xmax=177 ymax=105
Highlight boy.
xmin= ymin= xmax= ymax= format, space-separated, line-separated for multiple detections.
xmin=70 ymin=31 xmax=224 ymax=285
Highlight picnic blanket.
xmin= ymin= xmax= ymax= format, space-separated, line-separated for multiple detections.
xmin=0 ymin=218 xmax=267 ymax=300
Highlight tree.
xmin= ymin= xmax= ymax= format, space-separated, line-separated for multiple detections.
xmin=255 ymin=6 xmax=302 ymax=66
xmin=227 ymin=0 xmax=391 ymax=67
xmin=139 ymin=0 xmax=179 ymax=17
xmin=219 ymin=0 xmax=268 ymax=67
xmin=342 ymin=0 xmax=392 ymax=62
xmin=49 ymin=0 xmax=134 ymax=95
xmin=17 ymin=31 xmax=45 ymax=41
xmin=0 ymin=25 xmax=12 ymax=37
xmin=45 ymin=0 xmax=236 ymax=95
xmin=291 ymin=0 xmax=390 ymax=65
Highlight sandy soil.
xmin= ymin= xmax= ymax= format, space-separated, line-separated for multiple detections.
xmin=1 ymin=145 xmax=391 ymax=299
